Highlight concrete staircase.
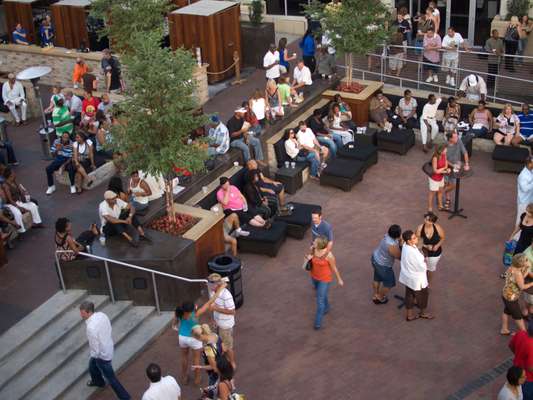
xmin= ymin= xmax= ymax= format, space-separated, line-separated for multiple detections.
xmin=0 ymin=289 xmax=173 ymax=400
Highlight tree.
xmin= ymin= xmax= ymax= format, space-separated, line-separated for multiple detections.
xmin=304 ymin=0 xmax=390 ymax=85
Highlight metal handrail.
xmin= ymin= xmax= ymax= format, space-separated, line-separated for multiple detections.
xmin=386 ymin=44 xmax=533 ymax=60
xmin=54 ymin=250 xmax=209 ymax=314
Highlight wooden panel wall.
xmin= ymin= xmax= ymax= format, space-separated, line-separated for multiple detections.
xmin=169 ymin=4 xmax=241 ymax=83
xmin=51 ymin=5 xmax=89 ymax=49
xmin=4 ymin=2 xmax=35 ymax=43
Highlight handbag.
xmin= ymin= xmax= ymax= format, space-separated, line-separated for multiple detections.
xmin=302 ymin=258 xmax=312 ymax=271
xmin=422 ymin=161 xmax=433 ymax=177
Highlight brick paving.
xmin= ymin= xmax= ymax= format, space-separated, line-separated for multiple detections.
xmin=91 ymin=148 xmax=519 ymax=400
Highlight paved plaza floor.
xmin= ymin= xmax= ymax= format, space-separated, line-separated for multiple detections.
xmin=89 ymin=147 xmax=517 ymax=400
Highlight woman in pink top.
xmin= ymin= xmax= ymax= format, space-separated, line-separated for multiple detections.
xmin=216 ymin=177 xmax=269 ymax=228
xmin=427 ymin=144 xmax=449 ymax=212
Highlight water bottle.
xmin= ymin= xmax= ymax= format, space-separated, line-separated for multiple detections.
xmin=99 ymin=235 xmax=106 ymax=246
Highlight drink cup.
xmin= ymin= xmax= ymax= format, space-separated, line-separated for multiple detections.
xmin=284 ymin=161 xmax=290 ymax=168
xmin=291 ymin=162 xmax=296 ymax=169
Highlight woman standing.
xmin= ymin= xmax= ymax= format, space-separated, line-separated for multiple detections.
xmin=299 ymin=27 xmax=316 ymax=73
xmin=416 ymin=212 xmax=445 ymax=283
xmin=399 ymin=230 xmax=434 ymax=321
xmin=173 ymin=286 xmax=224 ymax=386
xmin=505 ymin=16 xmax=522 ymax=72
xmin=305 ymin=236 xmax=344 ymax=330
xmin=501 ymin=254 xmax=533 ymax=335
xmin=265 ymin=79 xmax=284 ymax=121
xmin=427 ymin=144 xmax=449 ymax=212
xmin=278 ymin=37 xmax=296 ymax=75
xmin=72 ymin=132 xmax=96 ymax=193
xmin=497 ymin=366 xmax=525 ymax=400
xmin=3 ymin=168 xmax=42 ymax=228
xmin=519 ymin=15 xmax=533 ymax=60
xmin=284 ymin=129 xmax=320 ymax=178
xmin=494 ymin=104 xmax=520 ymax=146
xmin=509 ymin=203 xmax=533 ymax=255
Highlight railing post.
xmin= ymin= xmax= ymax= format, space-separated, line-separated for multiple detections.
xmin=104 ymin=260 xmax=115 ymax=303
xmin=54 ymin=252 xmax=67 ymax=293
xmin=380 ymin=46 xmax=385 ymax=82
xmin=417 ymin=61 xmax=421 ymax=90
xmin=152 ymin=272 xmax=161 ymax=314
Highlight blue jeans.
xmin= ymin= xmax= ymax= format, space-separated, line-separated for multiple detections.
xmin=523 ymin=381 xmax=533 ymax=399
xmin=89 ymin=357 xmax=131 ymax=400
xmin=230 ymin=137 xmax=263 ymax=162
xmin=312 ymin=278 xmax=331 ymax=328
xmin=470 ymin=126 xmax=488 ymax=138
xmin=317 ymin=136 xmax=338 ymax=157
xmin=0 ymin=140 xmax=17 ymax=165
xmin=296 ymin=152 xmax=320 ymax=177
xmin=46 ymin=156 xmax=75 ymax=186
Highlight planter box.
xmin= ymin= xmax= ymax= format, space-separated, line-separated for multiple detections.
xmin=241 ymin=21 xmax=275 ymax=68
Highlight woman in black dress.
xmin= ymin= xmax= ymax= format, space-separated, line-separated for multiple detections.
xmin=416 ymin=212 xmax=445 ymax=284
xmin=510 ymin=203 xmax=533 ymax=255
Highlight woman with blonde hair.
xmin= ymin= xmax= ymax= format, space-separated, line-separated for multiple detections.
xmin=305 ymin=235 xmax=344 ymax=330
xmin=505 ymin=16 xmax=522 ymax=72
xmin=501 ymin=254 xmax=533 ymax=335
xmin=495 ymin=104 xmax=520 ymax=146
xmin=265 ymin=79 xmax=284 ymax=121
xmin=427 ymin=144 xmax=449 ymax=212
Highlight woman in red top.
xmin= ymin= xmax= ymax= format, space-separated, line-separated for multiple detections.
xmin=427 ymin=144 xmax=449 ymax=212
xmin=305 ymin=236 xmax=344 ymax=330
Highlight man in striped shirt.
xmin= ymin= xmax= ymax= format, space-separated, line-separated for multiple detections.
xmin=513 ymin=103 xmax=533 ymax=146
xmin=46 ymin=132 xmax=76 ymax=195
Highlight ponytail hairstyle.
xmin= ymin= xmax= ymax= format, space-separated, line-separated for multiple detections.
xmin=174 ymin=301 xmax=194 ymax=320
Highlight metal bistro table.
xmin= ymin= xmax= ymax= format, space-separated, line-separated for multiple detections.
xmin=447 ymin=167 xmax=473 ymax=220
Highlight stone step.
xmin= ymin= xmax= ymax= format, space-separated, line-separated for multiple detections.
xmin=25 ymin=306 xmax=165 ymax=400
xmin=0 ymin=294 xmax=109 ymax=390
xmin=0 ymin=289 xmax=88 ymax=363
xmin=61 ymin=311 xmax=174 ymax=400
xmin=0 ymin=300 xmax=133 ymax=400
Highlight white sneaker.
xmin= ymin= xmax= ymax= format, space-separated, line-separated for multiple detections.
xmin=46 ymin=185 xmax=56 ymax=195
xmin=425 ymin=76 xmax=433 ymax=83
xmin=449 ymin=77 xmax=455 ymax=87
xmin=321 ymin=162 xmax=328 ymax=169
xmin=235 ymin=227 xmax=250 ymax=237
xmin=70 ymin=185 xmax=77 ymax=194
xmin=445 ymin=75 xmax=450 ymax=84
xmin=433 ymin=75 xmax=439 ymax=83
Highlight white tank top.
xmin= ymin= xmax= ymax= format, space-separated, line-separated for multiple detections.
xmin=129 ymin=178 xmax=149 ymax=204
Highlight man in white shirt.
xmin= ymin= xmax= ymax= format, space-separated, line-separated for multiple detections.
xmin=441 ymin=27 xmax=468 ymax=87
xmin=296 ymin=121 xmax=329 ymax=166
xmin=142 ymin=363 xmax=181 ymax=400
xmin=207 ymin=273 xmax=237 ymax=367
xmin=2 ymin=73 xmax=27 ymax=125
xmin=420 ymin=94 xmax=442 ymax=152
xmin=292 ymin=60 xmax=313 ymax=91
xmin=207 ymin=115 xmax=230 ymax=156
xmin=399 ymin=230 xmax=434 ymax=321
xmin=64 ymin=90 xmax=83 ymax=124
xmin=80 ymin=301 xmax=131 ymax=400
xmin=99 ymin=190 xmax=151 ymax=247
xmin=517 ymin=156 xmax=533 ymax=225
xmin=263 ymin=43 xmax=280 ymax=81
xmin=458 ymin=74 xmax=487 ymax=102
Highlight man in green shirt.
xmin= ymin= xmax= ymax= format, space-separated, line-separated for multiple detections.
xmin=277 ymin=76 xmax=292 ymax=107
xmin=52 ymin=97 xmax=73 ymax=137
xmin=485 ymin=29 xmax=504 ymax=89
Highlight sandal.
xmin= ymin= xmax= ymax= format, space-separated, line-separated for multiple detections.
xmin=419 ymin=313 xmax=435 ymax=320
xmin=500 ymin=330 xmax=512 ymax=336
xmin=406 ymin=315 xmax=419 ymax=322
xmin=444 ymin=199 xmax=451 ymax=208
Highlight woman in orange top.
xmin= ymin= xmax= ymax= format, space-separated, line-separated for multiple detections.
xmin=305 ymin=235 xmax=344 ymax=330
xmin=72 ymin=57 xmax=89 ymax=88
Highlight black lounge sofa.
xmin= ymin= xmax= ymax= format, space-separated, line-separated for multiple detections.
xmin=376 ymin=127 xmax=416 ymax=155
xmin=337 ymin=135 xmax=378 ymax=170
xmin=492 ymin=145 xmax=530 ymax=173
xmin=319 ymin=158 xmax=365 ymax=191
xmin=274 ymin=202 xmax=320 ymax=239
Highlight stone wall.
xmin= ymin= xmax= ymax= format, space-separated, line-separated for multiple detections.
xmin=0 ymin=44 xmax=209 ymax=105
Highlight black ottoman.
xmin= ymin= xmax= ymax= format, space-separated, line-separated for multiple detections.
xmin=274 ymin=202 xmax=320 ymax=239
xmin=492 ymin=145 xmax=530 ymax=173
xmin=337 ymin=141 xmax=378 ymax=170
xmin=275 ymin=165 xmax=306 ymax=194
xmin=376 ymin=128 xmax=415 ymax=155
xmin=237 ymin=221 xmax=287 ymax=257
xmin=319 ymin=158 xmax=365 ymax=191
xmin=354 ymin=127 xmax=378 ymax=146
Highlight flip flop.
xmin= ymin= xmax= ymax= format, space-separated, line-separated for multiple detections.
xmin=419 ymin=313 xmax=435 ymax=320
xmin=406 ymin=315 xmax=419 ymax=322
xmin=500 ymin=331 xmax=512 ymax=336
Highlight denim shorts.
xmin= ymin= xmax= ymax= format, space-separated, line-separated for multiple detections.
xmin=371 ymin=256 xmax=396 ymax=288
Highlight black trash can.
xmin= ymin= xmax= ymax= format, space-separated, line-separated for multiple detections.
xmin=207 ymin=254 xmax=243 ymax=309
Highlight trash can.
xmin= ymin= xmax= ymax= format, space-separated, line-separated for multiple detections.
xmin=207 ymin=254 xmax=243 ymax=309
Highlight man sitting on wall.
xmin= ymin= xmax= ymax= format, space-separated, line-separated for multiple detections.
xmin=227 ymin=108 xmax=264 ymax=163
xmin=72 ymin=57 xmax=89 ymax=89
xmin=12 ymin=23 xmax=29 ymax=45
xmin=291 ymin=60 xmax=313 ymax=101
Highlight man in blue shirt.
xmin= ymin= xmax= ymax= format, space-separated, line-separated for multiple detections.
xmin=12 ymin=23 xmax=29 ymax=45
xmin=514 ymin=103 xmax=533 ymax=146
xmin=311 ymin=209 xmax=333 ymax=251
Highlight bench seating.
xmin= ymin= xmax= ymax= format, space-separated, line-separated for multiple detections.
xmin=54 ymin=161 xmax=117 ymax=190
xmin=492 ymin=145 xmax=530 ymax=173
xmin=320 ymin=158 xmax=365 ymax=191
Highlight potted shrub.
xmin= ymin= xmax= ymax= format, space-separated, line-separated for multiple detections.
xmin=241 ymin=0 xmax=275 ymax=68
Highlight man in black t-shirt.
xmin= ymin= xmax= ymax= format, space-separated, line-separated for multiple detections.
xmin=101 ymin=49 xmax=124 ymax=93
xmin=308 ymin=109 xmax=340 ymax=157
xmin=227 ymin=108 xmax=264 ymax=162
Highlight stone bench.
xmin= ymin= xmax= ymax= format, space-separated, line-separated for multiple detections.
xmin=54 ymin=161 xmax=117 ymax=189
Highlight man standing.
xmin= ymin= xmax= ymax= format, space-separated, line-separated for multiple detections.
xmin=2 ymin=73 xmax=27 ymax=125
xmin=509 ymin=320 xmax=533 ymax=399
xmin=263 ymin=44 xmax=280 ymax=82
xmin=227 ymin=108 xmax=263 ymax=162
xmin=516 ymin=156 xmax=533 ymax=225
xmin=458 ymin=74 xmax=487 ymax=102
xmin=101 ymin=49 xmax=124 ymax=93
xmin=443 ymin=130 xmax=470 ymax=208
xmin=207 ymin=273 xmax=236 ymax=368
xmin=513 ymin=104 xmax=533 ymax=147
xmin=207 ymin=115 xmax=230 ymax=157
xmin=80 ymin=301 xmax=131 ymax=400
xmin=311 ymin=209 xmax=333 ymax=250
xmin=485 ymin=29 xmax=504 ymax=89
xmin=441 ymin=26 xmax=468 ymax=87
xmin=64 ymin=90 xmax=83 ymax=125
xmin=141 ymin=363 xmax=181 ymax=400
xmin=371 ymin=225 xmax=402 ymax=305
xmin=420 ymin=94 xmax=442 ymax=152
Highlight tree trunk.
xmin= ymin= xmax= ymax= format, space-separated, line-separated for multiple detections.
xmin=347 ymin=53 xmax=353 ymax=85
xmin=164 ymin=177 xmax=176 ymax=224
